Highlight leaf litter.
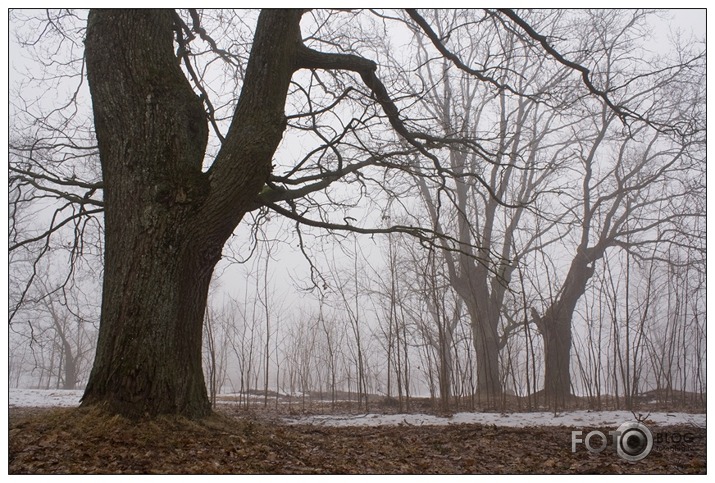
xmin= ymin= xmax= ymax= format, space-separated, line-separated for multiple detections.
xmin=9 ymin=405 xmax=705 ymax=474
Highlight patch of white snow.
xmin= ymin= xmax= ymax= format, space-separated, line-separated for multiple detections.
xmin=9 ymin=388 xmax=84 ymax=408
xmin=284 ymin=410 xmax=706 ymax=428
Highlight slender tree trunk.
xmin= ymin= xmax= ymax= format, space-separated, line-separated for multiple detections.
xmin=48 ymin=306 xmax=79 ymax=390
xmin=205 ymin=309 xmax=218 ymax=407
xmin=81 ymin=9 xmax=302 ymax=418
xmin=438 ymin=329 xmax=452 ymax=412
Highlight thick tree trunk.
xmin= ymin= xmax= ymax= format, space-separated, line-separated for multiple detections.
xmin=82 ymin=230 xmax=217 ymax=417
xmin=60 ymin=339 xmax=78 ymax=390
xmin=541 ymin=313 xmax=572 ymax=408
xmin=81 ymin=9 xmax=216 ymax=418
xmin=534 ymin=252 xmax=596 ymax=408
xmin=446 ymin=268 xmax=503 ymax=404
xmin=81 ymin=9 xmax=302 ymax=418
xmin=460 ymin=270 xmax=503 ymax=404
xmin=470 ymin=312 xmax=501 ymax=403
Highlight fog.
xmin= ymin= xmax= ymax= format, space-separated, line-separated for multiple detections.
xmin=8 ymin=9 xmax=706 ymax=414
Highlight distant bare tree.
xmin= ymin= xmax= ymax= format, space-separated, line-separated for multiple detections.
xmin=525 ymin=10 xmax=705 ymax=407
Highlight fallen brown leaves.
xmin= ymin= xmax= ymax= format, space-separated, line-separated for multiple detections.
xmin=8 ymin=407 xmax=705 ymax=474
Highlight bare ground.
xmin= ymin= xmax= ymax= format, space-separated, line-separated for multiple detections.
xmin=8 ymin=404 xmax=705 ymax=475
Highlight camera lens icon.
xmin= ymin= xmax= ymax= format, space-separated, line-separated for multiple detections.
xmin=615 ymin=421 xmax=653 ymax=461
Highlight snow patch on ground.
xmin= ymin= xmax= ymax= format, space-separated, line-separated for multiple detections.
xmin=9 ymin=389 xmax=705 ymax=429
xmin=284 ymin=411 xmax=706 ymax=428
xmin=9 ymin=389 xmax=85 ymax=408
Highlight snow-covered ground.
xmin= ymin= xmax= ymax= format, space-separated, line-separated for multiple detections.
xmin=9 ymin=388 xmax=705 ymax=429
xmin=284 ymin=411 xmax=706 ymax=428
xmin=9 ymin=388 xmax=85 ymax=408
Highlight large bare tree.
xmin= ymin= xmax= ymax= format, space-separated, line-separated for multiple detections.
xmin=78 ymin=9 xmax=449 ymax=418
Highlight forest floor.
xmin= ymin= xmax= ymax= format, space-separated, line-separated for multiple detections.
xmin=8 ymin=394 xmax=706 ymax=475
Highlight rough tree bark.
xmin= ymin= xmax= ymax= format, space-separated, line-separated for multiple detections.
xmin=81 ymin=9 xmax=303 ymax=418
